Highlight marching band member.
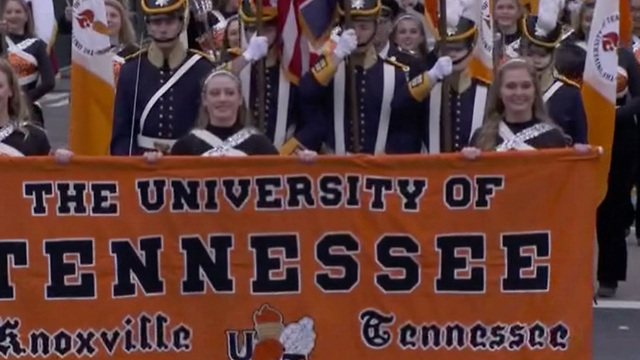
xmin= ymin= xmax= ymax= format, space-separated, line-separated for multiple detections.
xmin=289 ymin=0 xmax=451 ymax=155
xmin=110 ymin=0 xmax=215 ymax=156
xmin=170 ymin=70 xmax=279 ymax=156
xmin=0 ymin=0 xmax=54 ymax=128
xmin=187 ymin=0 xmax=227 ymax=55
xmin=391 ymin=12 xmax=438 ymax=73
xmin=568 ymin=0 xmax=640 ymax=298
xmin=107 ymin=0 xmax=140 ymax=83
xmin=426 ymin=0 xmax=488 ymax=153
xmin=220 ymin=0 xmax=300 ymax=153
xmin=463 ymin=58 xmax=588 ymax=155
xmin=553 ymin=41 xmax=586 ymax=85
xmin=494 ymin=0 xmax=525 ymax=60
xmin=223 ymin=15 xmax=240 ymax=49
xmin=0 ymin=58 xmax=51 ymax=156
xmin=519 ymin=0 xmax=587 ymax=144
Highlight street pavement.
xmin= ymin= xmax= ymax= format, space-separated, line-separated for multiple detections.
xmin=42 ymin=76 xmax=640 ymax=359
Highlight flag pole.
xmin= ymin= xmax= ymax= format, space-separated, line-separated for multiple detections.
xmin=255 ymin=0 xmax=266 ymax=131
xmin=438 ymin=0 xmax=452 ymax=152
xmin=344 ymin=0 xmax=360 ymax=153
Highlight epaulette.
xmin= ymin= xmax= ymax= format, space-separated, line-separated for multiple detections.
xmin=123 ymin=49 xmax=147 ymax=62
xmin=188 ymin=49 xmax=216 ymax=62
xmin=227 ymin=47 xmax=242 ymax=56
xmin=383 ymin=56 xmax=410 ymax=72
xmin=474 ymin=77 xmax=491 ymax=87
xmin=555 ymin=74 xmax=580 ymax=88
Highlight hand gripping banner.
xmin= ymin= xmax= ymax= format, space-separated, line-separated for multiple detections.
xmin=0 ymin=150 xmax=600 ymax=359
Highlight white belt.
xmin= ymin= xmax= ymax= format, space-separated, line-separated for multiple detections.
xmin=137 ymin=135 xmax=177 ymax=150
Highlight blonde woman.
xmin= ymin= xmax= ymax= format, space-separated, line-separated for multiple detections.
xmin=0 ymin=58 xmax=51 ymax=156
xmin=0 ymin=0 xmax=54 ymax=127
xmin=390 ymin=12 xmax=436 ymax=73
xmin=170 ymin=69 xmax=316 ymax=161
xmin=462 ymin=58 xmax=591 ymax=154
xmin=493 ymin=0 xmax=525 ymax=60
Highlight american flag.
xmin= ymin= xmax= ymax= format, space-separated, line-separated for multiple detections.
xmin=275 ymin=0 xmax=338 ymax=83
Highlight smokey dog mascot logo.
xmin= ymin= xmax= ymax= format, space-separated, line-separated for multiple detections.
xmin=225 ymin=304 xmax=316 ymax=360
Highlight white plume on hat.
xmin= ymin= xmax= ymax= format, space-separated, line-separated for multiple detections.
xmin=535 ymin=0 xmax=564 ymax=37
xmin=445 ymin=0 xmax=475 ymax=33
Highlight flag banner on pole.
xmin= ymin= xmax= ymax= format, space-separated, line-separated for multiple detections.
xmin=582 ymin=0 xmax=619 ymax=201
xmin=68 ymin=0 xmax=116 ymax=156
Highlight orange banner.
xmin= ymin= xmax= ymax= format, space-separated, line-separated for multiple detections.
xmin=0 ymin=151 xmax=600 ymax=359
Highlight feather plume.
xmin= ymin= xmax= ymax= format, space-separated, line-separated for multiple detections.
xmin=535 ymin=0 xmax=563 ymax=37
xmin=446 ymin=0 xmax=463 ymax=32
xmin=459 ymin=0 xmax=477 ymax=23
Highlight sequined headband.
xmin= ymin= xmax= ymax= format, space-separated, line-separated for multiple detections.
xmin=202 ymin=69 xmax=241 ymax=91
xmin=498 ymin=57 xmax=529 ymax=71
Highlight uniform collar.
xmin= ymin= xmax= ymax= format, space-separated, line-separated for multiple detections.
xmin=450 ymin=68 xmax=472 ymax=93
xmin=351 ymin=46 xmax=378 ymax=69
xmin=147 ymin=41 xmax=187 ymax=69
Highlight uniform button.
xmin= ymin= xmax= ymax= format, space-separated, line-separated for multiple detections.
xmin=169 ymin=97 xmax=173 ymax=101
xmin=159 ymin=131 xmax=163 ymax=136
xmin=159 ymin=114 xmax=163 ymax=119
xmin=169 ymin=106 xmax=173 ymax=111
xmin=169 ymin=115 xmax=173 ymax=119
xmin=159 ymin=123 xmax=163 ymax=128
xmin=160 ymin=79 xmax=165 ymax=84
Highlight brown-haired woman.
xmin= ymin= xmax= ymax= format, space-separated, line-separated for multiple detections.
xmin=462 ymin=58 xmax=591 ymax=156
xmin=107 ymin=0 xmax=140 ymax=82
xmin=0 ymin=0 xmax=54 ymax=127
xmin=0 ymin=58 xmax=50 ymax=156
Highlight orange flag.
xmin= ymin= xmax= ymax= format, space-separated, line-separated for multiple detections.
xmin=581 ymin=0 xmax=620 ymax=201
xmin=469 ymin=0 xmax=493 ymax=83
xmin=68 ymin=0 xmax=116 ymax=155
xmin=620 ymin=0 xmax=632 ymax=47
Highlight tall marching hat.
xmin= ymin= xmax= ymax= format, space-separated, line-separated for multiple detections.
xmin=380 ymin=0 xmax=400 ymax=20
xmin=239 ymin=0 xmax=279 ymax=24
xmin=442 ymin=0 xmax=477 ymax=47
xmin=141 ymin=0 xmax=187 ymax=16
xmin=337 ymin=0 xmax=382 ymax=20
xmin=521 ymin=0 xmax=564 ymax=51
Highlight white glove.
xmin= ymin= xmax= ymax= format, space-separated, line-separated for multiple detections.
xmin=333 ymin=29 xmax=358 ymax=60
xmin=242 ymin=35 xmax=268 ymax=62
xmin=427 ymin=56 xmax=453 ymax=82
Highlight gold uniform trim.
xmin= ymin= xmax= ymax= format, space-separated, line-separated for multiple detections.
xmin=384 ymin=57 xmax=410 ymax=73
xmin=446 ymin=26 xmax=477 ymax=42
xmin=407 ymin=73 xmax=432 ymax=102
xmin=279 ymin=137 xmax=306 ymax=155
xmin=555 ymin=74 xmax=580 ymax=88
xmin=311 ymin=55 xmax=339 ymax=86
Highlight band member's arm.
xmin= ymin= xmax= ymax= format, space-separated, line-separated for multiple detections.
xmin=110 ymin=66 xmax=136 ymax=155
xmin=570 ymin=91 xmax=588 ymax=144
xmin=616 ymin=48 xmax=640 ymax=120
xmin=26 ymin=40 xmax=55 ymax=102
xmin=406 ymin=56 xmax=452 ymax=102
xmin=280 ymin=72 xmax=329 ymax=154
xmin=221 ymin=35 xmax=268 ymax=74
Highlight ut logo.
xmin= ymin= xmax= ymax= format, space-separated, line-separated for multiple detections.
xmin=75 ymin=10 xmax=95 ymax=29
xmin=602 ymin=32 xmax=619 ymax=51
xmin=226 ymin=331 xmax=306 ymax=360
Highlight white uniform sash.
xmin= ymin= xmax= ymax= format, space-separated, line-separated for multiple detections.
xmin=543 ymin=81 xmax=563 ymax=103
xmin=6 ymin=37 xmax=39 ymax=86
xmin=332 ymin=58 xmax=395 ymax=155
xmin=192 ymin=128 xmax=256 ymax=156
xmin=0 ymin=124 xmax=24 ymax=157
xmin=496 ymin=122 xmax=553 ymax=151
xmin=240 ymin=63 xmax=292 ymax=147
xmin=428 ymin=82 xmax=488 ymax=154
